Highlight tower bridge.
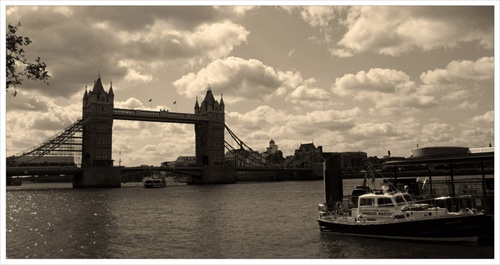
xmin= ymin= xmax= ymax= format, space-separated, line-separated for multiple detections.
xmin=6 ymin=76 xmax=316 ymax=188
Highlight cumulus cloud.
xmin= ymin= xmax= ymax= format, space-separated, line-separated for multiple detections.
xmin=285 ymin=78 xmax=334 ymax=109
xmin=332 ymin=68 xmax=435 ymax=115
xmin=6 ymin=6 xmax=249 ymax=98
xmin=331 ymin=57 xmax=493 ymax=116
xmin=418 ymin=122 xmax=456 ymax=144
xmin=225 ymin=106 xmax=361 ymax=155
xmin=456 ymin=101 xmax=478 ymax=110
xmin=349 ymin=122 xmax=401 ymax=141
xmin=226 ymin=106 xmax=288 ymax=132
xmin=287 ymin=6 xmax=493 ymax=57
xmin=419 ymin=57 xmax=494 ymax=102
xmin=336 ymin=6 xmax=493 ymax=57
xmin=369 ymin=95 xmax=437 ymax=116
xmin=471 ymin=111 xmax=494 ymax=125
xmin=5 ymin=90 xmax=52 ymax=112
xmin=294 ymin=6 xmax=338 ymax=28
xmin=114 ymin=98 xmax=145 ymax=109
xmin=173 ymin=57 xmax=327 ymax=107
xmin=334 ymin=68 xmax=417 ymax=97
xmin=421 ymin=57 xmax=494 ymax=85
xmin=5 ymin=94 xmax=82 ymax=155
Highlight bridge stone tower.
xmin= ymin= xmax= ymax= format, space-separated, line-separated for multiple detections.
xmin=74 ymin=77 xmax=121 ymax=188
xmin=193 ymin=87 xmax=235 ymax=184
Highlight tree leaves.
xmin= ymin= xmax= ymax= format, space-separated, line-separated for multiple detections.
xmin=6 ymin=22 xmax=50 ymax=92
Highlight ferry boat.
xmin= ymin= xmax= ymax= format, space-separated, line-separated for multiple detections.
xmin=143 ymin=175 xmax=167 ymax=188
xmin=317 ymin=183 xmax=489 ymax=242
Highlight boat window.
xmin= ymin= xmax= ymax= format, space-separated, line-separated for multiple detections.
xmin=359 ymin=198 xmax=374 ymax=207
xmin=395 ymin=196 xmax=406 ymax=205
xmin=377 ymin=198 xmax=394 ymax=207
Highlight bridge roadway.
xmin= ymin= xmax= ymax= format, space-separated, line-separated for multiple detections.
xmin=6 ymin=166 xmax=83 ymax=177
xmin=6 ymin=165 xmax=312 ymax=177
xmin=113 ymin=108 xmax=209 ymax=124
xmin=5 ymin=166 xmax=205 ymax=177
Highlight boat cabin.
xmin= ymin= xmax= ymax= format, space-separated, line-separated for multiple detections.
xmin=351 ymin=189 xmax=449 ymax=223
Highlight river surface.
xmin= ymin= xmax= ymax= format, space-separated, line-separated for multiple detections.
xmin=5 ymin=179 xmax=495 ymax=261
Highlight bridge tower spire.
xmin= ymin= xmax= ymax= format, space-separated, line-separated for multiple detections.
xmin=75 ymin=75 xmax=121 ymax=188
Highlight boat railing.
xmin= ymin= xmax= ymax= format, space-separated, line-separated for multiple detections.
xmin=409 ymin=195 xmax=482 ymax=214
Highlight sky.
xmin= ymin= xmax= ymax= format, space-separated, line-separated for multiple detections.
xmin=1 ymin=1 xmax=498 ymax=167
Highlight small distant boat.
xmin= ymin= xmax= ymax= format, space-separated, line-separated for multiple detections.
xmin=143 ymin=175 xmax=166 ymax=188
xmin=317 ymin=170 xmax=489 ymax=242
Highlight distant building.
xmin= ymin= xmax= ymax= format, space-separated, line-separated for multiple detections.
xmin=161 ymin=156 xmax=196 ymax=167
xmin=265 ymin=139 xmax=278 ymax=155
xmin=284 ymin=142 xmax=323 ymax=175
xmin=262 ymin=139 xmax=285 ymax=164
xmin=295 ymin=142 xmax=323 ymax=164
xmin=160 ymin=161 xmax=176 ymax=168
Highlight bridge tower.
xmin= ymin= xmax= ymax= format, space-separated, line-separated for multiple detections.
xmin=74 ymin=76 xmax=121 ymax=188
xmin=193 ymin=87 xmax=235 ymax=184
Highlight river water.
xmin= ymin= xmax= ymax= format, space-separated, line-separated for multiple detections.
xmin=4 ymin=179 xmax=495 ymax=261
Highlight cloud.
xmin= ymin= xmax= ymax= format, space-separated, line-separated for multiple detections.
xmin=332 ymin=68 xmax=436 ymax=115
xmin=419 ymin=57 xmax=494 ymax=101
xmin=368 ymin=95 xmax=437 ymax=116
xmin=421 ymin=57 xmax=494 ymax=84
xmin=5 ymin=90 xmax=52 ymax=112
xmin=119 ymin=20 xmax=248 ymax=65
xmin=294 ymin=6 xmax=338 ymax=28
xmin=418 ymin=122 xmax=456 ymax=144
xmin=5 ymin=94 xmax=82 ymax=155
xmin=456 ymin=101 xmax=478 ymax=110
xmin=471 ymin=111 xmax=494 ymax=125
xmin=288 ymin=6 xmax=493 ymax=57
xmin=225 ymin=106 xmax=361 ymax=155
xmin=76 ymin=6 xmax=223 ymax=32
xmin=6 ymin=6 xmax=249 ymax=98
xmin=285 ymin=78 xmax=334 ymax=109
xmin=349 ymin=122 xmax=401 ymax=140
xmin=334 ymin=68 xmax=417 ymax=97
xmin=173 ymin=57 xmax=314 ymax=104
xmin=114 ymin=98 xmax=145 ymax=109
xmin=226 ymin=106 xmax=288 ymax=132
xmin=291 ymin=108 xmax=361 ymax=132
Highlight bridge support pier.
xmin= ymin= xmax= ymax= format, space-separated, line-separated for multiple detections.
xmin=189 ymin=165 xmax=236 ymax=184
xmin=73 ymin=168 xmax=122 ymax=188
xmin=323 ymin=154 xmax=343 ymax=209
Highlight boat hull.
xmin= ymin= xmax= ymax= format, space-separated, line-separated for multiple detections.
xmin=144 ymin=183 xmax=166 ymax=188
xmin=318 ymin=214 xmax=489 ymax=242
xmin=143 ymin=177 xmax=167 ymax=188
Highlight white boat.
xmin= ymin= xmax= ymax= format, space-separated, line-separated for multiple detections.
xmin=318 ymin=173 xmax=489 ymax=242
xmin=143 ymin=175 xmax=167 ymax=188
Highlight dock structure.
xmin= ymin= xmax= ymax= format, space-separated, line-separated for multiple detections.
xmin=382 ymin=147 xmax=494 ymax=214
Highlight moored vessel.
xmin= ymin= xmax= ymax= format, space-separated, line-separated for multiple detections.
xmin=318 ymin=155 xmax=489 ymax=242
xmin=318 ymin=188 xmax=488 ymax=242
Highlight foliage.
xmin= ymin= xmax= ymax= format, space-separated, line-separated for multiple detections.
xmin=6 ymin=22 xmax=50 ymax=92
